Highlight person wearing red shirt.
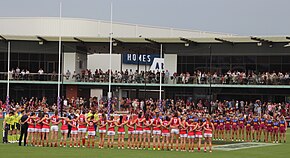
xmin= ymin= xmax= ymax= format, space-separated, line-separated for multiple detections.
xmin=59 ymin=113 xmax=71 ymax=147
xmin=34 ymin=112 xmax=43 ymax=147
xmin=152 ymin=113 xmax=162 ymax=150
xmin=187 ymin=118 xmax=197 ymax=152
xmin=116 ymin=115 xmax=127 ymax=149
xmin=97 ymin=113 xmax=107 ymax=149
xmin=135 ymin=113 xmax=144 ymax=149
xmin=68 ymin=115 xmax=78 ymax=147
xmin=126 ymin=114 xmax=136 ymax=149
xmin=86 ymin=116 xmax=97 ymax=148
xmin=143 ymin=114 xmax=152 ymax=150
xmin=203 ymin=117 xmax=214 ymax=153
xmin=195 ymin=119 xmax=203 ymax=152
xmin=161 ymin=116 xmax=170 ymax=150
xmin=169 ymin=112 xmax=180 ymax=151
xmin=77 ymin=111 xmax=87 ymax=148
xmin=107 ymin=115 xmax=116 ymax=149
xmin=179 ymin=116 xmax=188 ymax=152
xmin=40 ymin=113 xmax=50 ymax=147
xmin=26 ymin=112 xmax=36 ymax=146
xmin=50 ymin=111 xmax=60 ymax=147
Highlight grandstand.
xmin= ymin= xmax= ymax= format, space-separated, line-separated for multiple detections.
xmin=0 ymin=17 xmax=290 ymax=103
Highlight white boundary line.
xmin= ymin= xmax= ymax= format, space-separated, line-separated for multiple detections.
xmin=213 ymin=142 xmax=278 ymax=151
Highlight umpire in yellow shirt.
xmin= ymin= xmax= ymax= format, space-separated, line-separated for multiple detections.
xmin=3 ymin=111 xmax=14 ymax=143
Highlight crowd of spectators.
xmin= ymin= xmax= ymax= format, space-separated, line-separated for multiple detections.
xmin=1 ymin=96 xmax=290 ymax=118
xmin=67 ymin=69 xmax=290 ymax=85
xmin=2 ymin=67 xmax=290 ymax=85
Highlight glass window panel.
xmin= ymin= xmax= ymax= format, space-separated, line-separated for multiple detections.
xmin=257 ymin=64 xmax=269 ymax=72
xmin=30 ymin=54 xmax=39 ymax=61
xmin=269 ymin=64 xmax=281 ymax=72
xmin=269 ymin=56 xmax=281 ymax=63
xmin=231 ymin=56 xmax=243 ymax=63
xmin=195 ymin=56 xmax=206 ymax=63
xmin=244 ymin=56 xmax=257 ymax=64
xmin=187 ymin=56 xmax=195 ymax=63
xmin=11 ymin=53 xmax=18 ymax=60
xmin=282 ymin=56 xmax=290 ymax=63
xmin=257 ymin=56 xmax=269 ymax=64
xmin=19 ymin=53 xmax=29 ymax=60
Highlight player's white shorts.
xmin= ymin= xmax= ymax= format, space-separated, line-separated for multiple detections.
xmin=180 ymin=134 xmax=188 ymax=138
xmin=99 ymin=130 xmax=106 ymax=134
xmin=204 ymin=133 xmax=213 ymax=138
xmin=128 ymin=130 xmax=135 ymax=135
xmin=171 ymin=129 xmax=179 ymax=134
xmin=27 ymin=128 xmax=35 ymax=132
xmin=118 ymin=132 xmax=125 ymax=135
xmin=195 ymin=134 xmax=202 ymax=138
xmin=143 ymin=130 xmax=151 ymax=134
xmin=42 ymin=128 xmax=50 ymax=133
xmin=162 ymin=133 xmax=170 ymax=137
xmin=35 ymin=128 xmax=42 ymax=132
xmin=152 ymin=130 xmax=161 ymax=135
xmin=61 ymin=130 xmax=68 ymax=134
xmin=107 ymin=131 xmax=115 ymax=136
xmin=51 ymin=125 xmax=59 ymax=132
xmin=78 ymin=128 xmax=87 ymax=133
xmin=135 ymin=130 xmax=143 ymax=135
xmin=71 ymin=130 xmax=78 ymax=135
xmin=88 ymin=131 xmax=96 ymax=136
xmin=187 ymin=135 xmax=195 ymax=139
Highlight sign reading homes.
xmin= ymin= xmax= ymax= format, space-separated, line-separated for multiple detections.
xmin=122 ymin=53 xmax=160 ymax=65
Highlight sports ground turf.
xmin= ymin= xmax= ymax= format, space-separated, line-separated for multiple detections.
xmin=1 ymin=120 xmax=289 ymax=158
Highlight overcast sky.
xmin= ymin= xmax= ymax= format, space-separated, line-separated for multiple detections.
xmin=0 ymin=0 xmax=289 ymax=36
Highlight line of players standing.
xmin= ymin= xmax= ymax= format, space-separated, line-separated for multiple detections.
xmin=10 ymin=110 xmax=288 ymax=153
xmin=212 ymin=114 xmax=287 ymax=143
xmin=22 ymin=111 xmax=215 ymax=152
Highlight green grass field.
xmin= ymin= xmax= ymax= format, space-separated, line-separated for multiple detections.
xmin=0 ymin=120 xmax=289 ymax=158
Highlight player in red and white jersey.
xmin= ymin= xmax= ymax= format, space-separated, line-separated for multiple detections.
xmin=126 ymin=114 xmax=136 ymax=149
xmin=187 ymin=118 xmax=197 ymax=152
xmin=161 ymin=116 xmax=170 ymax=150
xmin=143 ymin=114 xmax=152 ymax=149
xmin=50 ymin=111 xmax=60 ymax=147
xmin=59 ymin=113 xmax=71 ymax=147
xmin=107 ymin=115 xmax=116 ymax=149
xmin=169 ymin=112 xmax=181 ymax=151
xmin=34 ymin=112 xmax=43 ymax=147
xmin=40 ymin=113 xmax=50 ymax=147
xmin=179 ymin=116 xmax=188 ymax=152
xmin=77 ymin=111 xmax=87 ymax=147
xmin=68 ymin=115 xmax=78 ymax=147
xmin=135 ymin=113 xmax=145 ymax=149
xmin=152 ymin=112 xmax=162 ymax=150
xmin=97 ymin=113 xmax=107 ymax=148
xmin=116 ymin=115 xmax=127 ymax=149
xmin=203 ymin=117 xmax=214 ymax=153
xmin=26 ymin=112 xmax=36 ymax=146
xmin=195 ymin=119 xmax=203 ymax=152
xmin=86 ymin=115 xmax=97 ymax=148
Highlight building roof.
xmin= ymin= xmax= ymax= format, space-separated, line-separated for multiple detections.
xmin=0 ymin=17 xmax=233 ymax=38
xmin=0 ymin=17 xmax=289 ymax=44
xmin=1 ymin=35 xmax=290 ymax=44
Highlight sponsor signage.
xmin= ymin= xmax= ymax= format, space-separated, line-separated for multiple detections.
xmin=122 ymin=53 xmax=160 ymax=65
xmin=150 ymin=58 xmax=164 ymax=71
